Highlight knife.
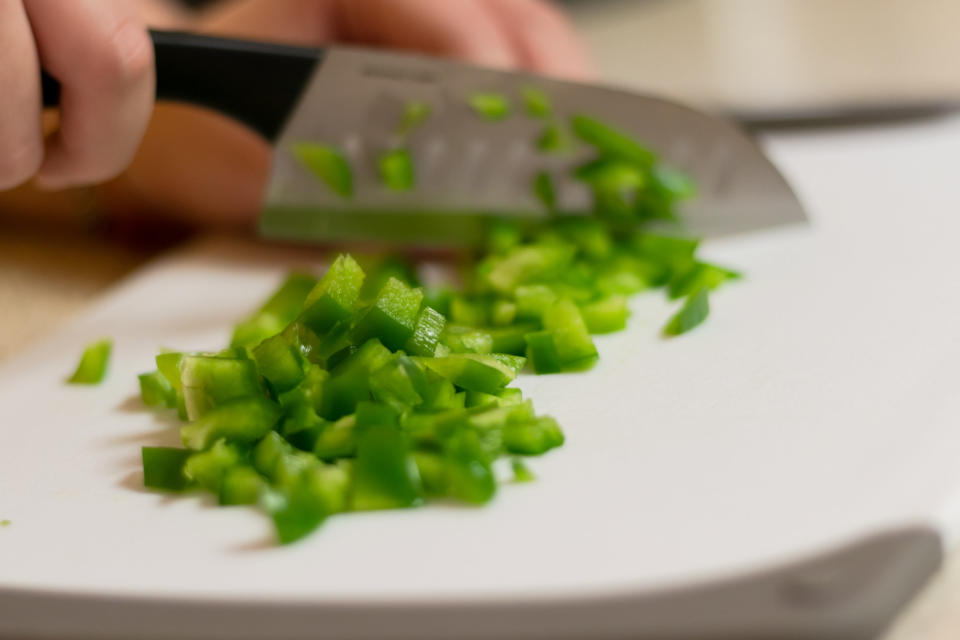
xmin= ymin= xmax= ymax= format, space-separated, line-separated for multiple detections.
xmin=42 ymin=30 xmax=807 ymax=245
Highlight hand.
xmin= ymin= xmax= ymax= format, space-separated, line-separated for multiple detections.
xmin=0 ymin=0 xmax=154 ymax=191
xmin=207 ymin=0 xmax=592 ymax=80
xmin=4 ymin=0 xmax=592 ymax=230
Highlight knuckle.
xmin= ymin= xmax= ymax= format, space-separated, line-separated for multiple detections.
xmin=90 ymin=18 xmax=154 ymax=86
xmin=0 ymin=139 xmax=42 ymax=190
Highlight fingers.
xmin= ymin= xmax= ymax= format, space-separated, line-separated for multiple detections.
xmin=24 ymin=0 xmax=155 ymax=189
xmin=486 ymin=0 xmax=593 ymax=80
xmin=334 ymin=0 xmax=520 ymax=70
xmin=0 ymin=1 xmax=43 ymax=190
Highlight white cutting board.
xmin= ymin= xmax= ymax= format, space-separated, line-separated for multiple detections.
xmin=2 ymin=116 xmax=960 ymax=639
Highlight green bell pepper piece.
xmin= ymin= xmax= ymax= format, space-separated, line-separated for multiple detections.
xmin=503 ymin=416 xmax=564 ymax=455
xmin=668 ymin=261 xmax=741 ymax=300
xmin=522 ymin=87 xmax=551 ymax=118
xmin=421 ymin=353 xmax=521 ymax=393
xmin=138 ymin=370 xmax=176 ymax=408
xmin=443 ymin=429 xmax=496 ymax=504
xmin=183 ymin=439 xmax=243 ymax=492
xmin=180 ymin=355 xmax=263 ymax=421
xmin=403 ymin=306 xmax=446 ymax=357
xmin=511 ymin=459 xmax=536 ymax=482
xmin=441 ymin=325 xmax=493 ymax=354
xmin=379 ymin=148 xmax=415 ymax=191
xmin=663 ymin=288 xmax=710 ymax=337
xmin=469 ymin=92 xmax=510 ymax=121
xmin=291 ymin=142 xmax=353 ymax=197
xmin=351 ymin=425 xmax=423 ymax=511
xmin=230 ymin=272 xmax=317 ymax=348
xmin=313 ymin=414 xmax=358 ymax=459
xmin=300 ymin=254 xmax=366 ymax=334
xmin=542 ymin=299 xmax=598 ymax=368
xmin=180 ymin=396 xmax=282 ymax=451
xmin=570 ymin=114 xmax=656 ymax=167
xmin=581 ymin=295 xmax=629 ymax=334
xmin=142 ymin=447 xmax=192 ymax=492
xmin=524 ymin=330 xmax=563 ymax=374
xmin=252 ymin=333 xmax=305 ymax=393
xmin=351 ymin=277 xmax=424 ymax=350
xmin=219 ymin=466 xmax=266 ymax=506
xmin=67 ymin=338 xmax=111 ymax=385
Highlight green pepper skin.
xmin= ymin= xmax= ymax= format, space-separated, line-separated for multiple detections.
xmin=291 ymin=142 xmax=353 ymax=197
xmin=351 ymin=425 xmax=424 ymax=511
xmin=138 ymin=370 xmax=176 ymax=408
xmin=181 ymin=397 xmax=282 ymax=451
xmin=142 ymin=447 xmax=193 ymax=492
xmin=351 ymin=277 xmax=424 ymax=351
xmin=67 ymin=339 xmax=112 ymax=385
xmin=663 ymin=288 xmax=710 ymax=337
xmin=300 ymin=254 xmax=365 ymax=334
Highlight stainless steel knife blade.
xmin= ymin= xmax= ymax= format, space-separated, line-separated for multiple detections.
xmin=260 ymin=47 xmax=807 ymax=245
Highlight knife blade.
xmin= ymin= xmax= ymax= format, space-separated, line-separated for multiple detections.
xmin=41 ymin=30 xmax=807 ymax=245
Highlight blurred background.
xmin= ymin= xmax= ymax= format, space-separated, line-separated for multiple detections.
xmin=564 ymin=0 xmax=959 ymax=124
xmin=4 ymin=0 xmax=957 ymax=359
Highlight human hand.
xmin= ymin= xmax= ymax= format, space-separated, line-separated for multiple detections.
xmin=4 ymin=0 xmax=592 ymax=230
xmin=206 ymin=0 xmax=592 ymax=80
xmin=0 ymin=0 xmax=154 ymax=191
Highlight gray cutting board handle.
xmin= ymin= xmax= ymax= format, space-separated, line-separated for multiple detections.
xmin=0 ymin=525 xmax=941 ymax=639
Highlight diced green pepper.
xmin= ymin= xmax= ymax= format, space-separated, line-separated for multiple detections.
xmin=441 ymin=325 xmax=493 ymax=354
xmin=370 ymin=356 xmax=427 ymax=413
xmin=183 ymin=439 xmax=243 ymax=492
xmin=138 ymin=370 xmax=176 ymax=408
xmin=581 ymin=296 xmax=629 ymax=334
xmin=313 ymin=414 xmax=358 ymax=459
xmin=504 ymin=416 xmax=564 ymax=455
xmin=291 ymin=142 xmax=353 ymax=197
xmin=180 ymin=356 xmax=262 ymax=421
xmin=469 ymin=93 xmax=510 ymax=121
xmin=663 ymin=288 xmax=710 ymax=337
xmin=300 ymin=254 xmax=365 ymax=334
xmin=181 ymin=396 xmax=282 ymax=451
xmin=484 ymin=244 xmax=575 ymax=295
xmin=351 ymin=277 xmax=424 ymax=350
xmin=404 ymin=306 xmax=446 ymax=357
xmin=543 ymin=299 xmax=598 ymax=368
xmin=443 ymin=429 xmax=496 ymax=504
xmin=421 ymin=353 xmax=521 ymax=393
xmin=219 ymin=466 xmax=266 ymax=505
xmin=231 ymin=273 xmax=317 ymax=348
xmin=67 ymin=338 xmax=112 ymax=385
xmin=142 ymin=447 xmax=192 ymax=492
xmin=524 ymin=330 xmax=563 ymax=374
xmin=512 ymin=458 xmax=536 ymax=482
xmin=522 ymin=87 xmax=552 ymax=118
xmin=252 ymin=333 xmax=304 ymax=393
xmin=570 ymin=114 xmax=656 ymax=167
xmin=668 ymin=262 xmax=741 ymax=300
xmin=379 ymin=148 xmax=415 ymax=191
xmin=351 ymin=425 xmax=423 ymax=511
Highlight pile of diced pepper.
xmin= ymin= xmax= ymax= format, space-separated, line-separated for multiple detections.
xmin=132 ymin=91 xmax=740 ymax=544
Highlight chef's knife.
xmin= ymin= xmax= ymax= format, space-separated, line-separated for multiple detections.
xmin=42 ymin=30 xmax=807 ymax=245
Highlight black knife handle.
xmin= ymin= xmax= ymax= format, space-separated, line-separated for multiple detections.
xmin=41 ymin=30 xmax=324 ymax=141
